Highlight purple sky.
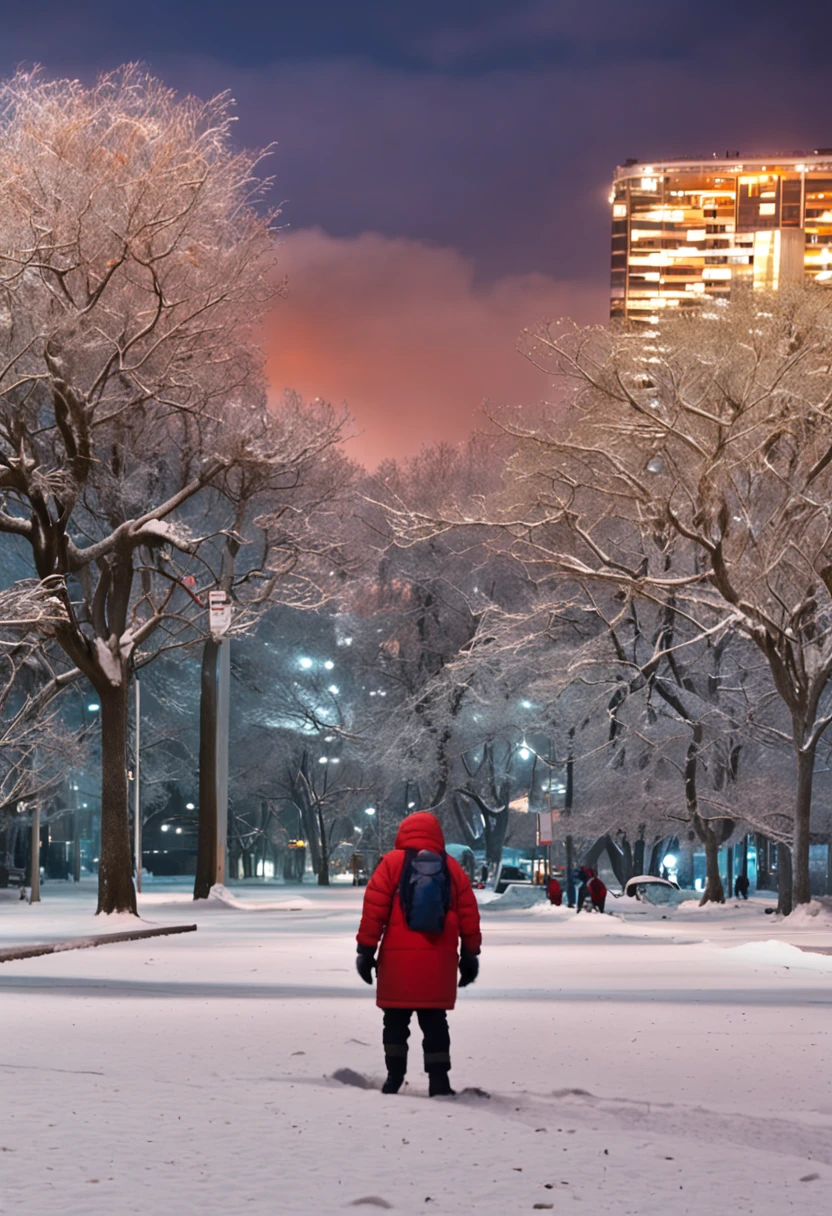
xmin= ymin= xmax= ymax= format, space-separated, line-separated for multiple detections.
xmin=3 ymin=2 xmax=827 ymax=464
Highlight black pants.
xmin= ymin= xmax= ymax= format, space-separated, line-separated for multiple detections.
xmin=382 ymin=1008 xmax=450 ymax=1077
xmin=577 ymin=885 xmax=604 ymax=913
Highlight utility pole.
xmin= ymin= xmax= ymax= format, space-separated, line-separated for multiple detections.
xmin=564 ymin=728 xmax=575 ymax=908
xmin=194 ymin=591 xmax=232 ymax=898
xmin=134 ymin=675 xmax=142 ymax=894
xmin=71 ymin=780 xmax=81 ymax=883
xmin=215 ymin=638 xmax=230 ymax=886
xmin=29 ymin=801 xmax=40 ymax=903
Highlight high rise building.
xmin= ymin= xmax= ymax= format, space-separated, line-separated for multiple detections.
xmin=610 ymin=152 xmax=832 ymax=323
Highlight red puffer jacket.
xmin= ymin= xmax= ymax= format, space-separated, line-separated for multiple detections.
xmin=357 ymin=812 xmax=482 ymax=1010
xmin=587 ymin=875 xmax=607 ymax=902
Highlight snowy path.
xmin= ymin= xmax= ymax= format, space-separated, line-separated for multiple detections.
xmin=1 ymin=884 xmax=831 ymax=1214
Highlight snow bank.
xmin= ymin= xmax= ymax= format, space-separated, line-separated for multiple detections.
xmin=781 ymin=899 xmax=832 ymax=927
xmin=207 ymin=884 xmax=313 ymax=911
xmin=724 ymin=938 xmax=832 ymax=971
xmin=481 ymin=884 xmax=548 ymax=910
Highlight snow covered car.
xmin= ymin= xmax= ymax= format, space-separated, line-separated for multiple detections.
xmin=623 ymin=875 xmax=682 ymax=905
xmin=494 ymin=865 xmax=531 ymax=895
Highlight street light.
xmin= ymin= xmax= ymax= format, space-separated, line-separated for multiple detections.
xmin=185 ymin=802 xmax=195 ymax=810
xmin=87 ymin=703 xmax=100 ymax=712
xmin=365 ymin=807 xmax=380 ymax=858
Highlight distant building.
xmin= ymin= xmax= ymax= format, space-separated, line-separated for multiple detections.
xmin=610 ymin=152 xmax=832 ymax=323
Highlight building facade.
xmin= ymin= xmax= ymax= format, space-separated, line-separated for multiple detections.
xmin=610 ymin=152 xmax=832 ymax=323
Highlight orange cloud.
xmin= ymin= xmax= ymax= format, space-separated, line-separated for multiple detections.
xmin=265 ymin=228 xmax=605 ymax=467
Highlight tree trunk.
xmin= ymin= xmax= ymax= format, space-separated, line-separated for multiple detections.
xmin=194 ymin=639 xmax=220 ymax=899
xmin=29 ymin=803 xmax=41 ymax=903
xmin=648 ymin=839 xmax=665 ymax=876
xmin=97 ymin=683 xmax=137 ymax=915
xmin=565 ymin=834 xmax=575 ymax=906
xmin=793 ymin=747 xmax=814 ymax=907
xmin=676 ymin=838 xmax=695 ymax=889
xmin=484 ymin=809 xmax=509 ymax=869
xmin=756 ymin=833 xmax=770 ymax=890
xmin=72 ymin=808 xmax=81 ymax=882
xmin=316 ymin=805 xmax=329 ymax=885
xmin=777 ymin=842 xmax=793 ymax=916
xmin=741 ymin=834 xmax=749 ymax=881
xmin=696 ymin=817 xmax=725 ymax=906
xmin=633 ymin=835 xmax=646 ymax=876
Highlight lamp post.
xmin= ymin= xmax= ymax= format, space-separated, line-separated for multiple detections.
xmin=365 ymin=807 xmax=380 ymax=862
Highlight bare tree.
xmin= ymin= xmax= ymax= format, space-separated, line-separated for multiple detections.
xmin=0 ymin=586 xmax=87 ymax=893
xmin=507 ymin=289 xmax=832 ymax=908
xmin=390 ymin=289 xmax=832 ymax=910
xmin=0 ymin=68 xmax=283 ymax=912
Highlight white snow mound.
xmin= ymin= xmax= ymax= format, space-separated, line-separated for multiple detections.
xmin=724 ymin=939 xmax=832 ymax=972
xmin=208 ymin=884 xmax=313 ymax=911
xmin=482 ymin=884 xmax=548 ymax=910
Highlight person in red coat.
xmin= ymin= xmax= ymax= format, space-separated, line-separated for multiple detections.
xmin=546 ymin=876 xmax=562 ymax=906
xmin=578 ymin=875 xmax=603 ymax=914
xmin=356 ymin=811 xmax=482 ymax=1096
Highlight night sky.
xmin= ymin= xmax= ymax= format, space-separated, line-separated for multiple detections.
xmin=2 ymin=2 xmax=827 ymax=464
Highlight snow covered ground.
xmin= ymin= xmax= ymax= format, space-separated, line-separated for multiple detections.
xmin=2 ymin=881 xmax=831 ymax=1215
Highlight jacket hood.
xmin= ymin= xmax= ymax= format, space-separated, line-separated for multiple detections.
xmin=394 ymin=811 xmax=445 ymax=853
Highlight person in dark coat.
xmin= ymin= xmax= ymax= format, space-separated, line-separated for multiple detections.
xmin=734 ymin=873 xmax=750 ymax=900
xmin=355 ymin=811 xmax=482 ymax=1097
xmin=576 ymin=866 xmax=607 ymax=912
xmin=574 ymin=865 xmax=591 ymax=912
xmin=546 ymin=875 xmax=563 ymax=906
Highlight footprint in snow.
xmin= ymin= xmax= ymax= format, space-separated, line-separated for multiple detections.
xmin=332 ymin=1068 xmax=376 ymax=1089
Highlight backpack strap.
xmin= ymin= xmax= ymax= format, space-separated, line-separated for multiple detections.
xmin=398 ymin=848 xmax=417 ymax=916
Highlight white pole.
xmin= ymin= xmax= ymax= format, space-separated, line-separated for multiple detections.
xmin=134 ymin=676 xmax=142 ymax=894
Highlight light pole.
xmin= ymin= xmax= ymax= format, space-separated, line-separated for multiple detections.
xmin=132 ymin=679 xmax=142 ymax=893
xmin=365 ymin=807 xmax=380 ymax=862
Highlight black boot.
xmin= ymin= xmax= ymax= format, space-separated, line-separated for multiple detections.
xmin=382 ymin=1072 xmax=405 ymax=1094
xmin=428 ymin=1070 xmax=456 ymax=1097
xmin=382 ymin=1042 xmax=407 ymax=1095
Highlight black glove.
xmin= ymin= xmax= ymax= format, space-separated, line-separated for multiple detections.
xmin=459 ymin=951 xmax=479 ymax=988
xmin=356 ymin=944 xmax=377 ymax=985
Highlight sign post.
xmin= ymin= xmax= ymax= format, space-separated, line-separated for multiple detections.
xmin=134 ymin=676 xmax=142 ymax=892
xmin=209 ymin=591 xmax=231 ymax=887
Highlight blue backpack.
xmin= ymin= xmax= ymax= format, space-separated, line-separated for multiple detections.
xmin=400 ymin=848 xmax=451 ymax=933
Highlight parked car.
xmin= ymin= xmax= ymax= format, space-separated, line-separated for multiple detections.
xmin=624 ymin=874 xmax=683 ymax=905
xmin=495 ymin=864 xmax=531 ymax=895
xmin=0 ymin=864 xmax=26 ymax=889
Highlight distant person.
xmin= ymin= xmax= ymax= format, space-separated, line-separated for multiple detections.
xmin=576 ymin=866 xmax=606 ymax=913
xmin=587 ymin=872 xmax=607 ymax=913
xmin=546 ymin=875 xmax=563 ymax=906
xmin=355 ymin=811 xmax=482 ymax=1097
xmin=574 ymin=865 xmax=591 ymax=912
xmin=480 ymin=863 xmax=489 ymax=885
xmin=734 ymin=874 xmax=750 ymax=900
